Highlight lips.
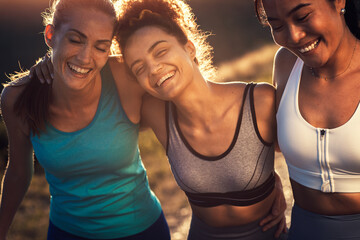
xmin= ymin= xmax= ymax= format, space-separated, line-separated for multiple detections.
xmin=298 ymin=39 xmax=320 ymax=53
xmin=67 ymin=62 xmax=92 ymax=75
xmin=156 ymin=71 xmax=175 ymax=87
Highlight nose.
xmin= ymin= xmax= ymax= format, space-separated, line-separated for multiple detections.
xmin=76 ymin=45 xmax=92 ymax=64
xmin=149 ymin=61 xmax=163 ymax=75
xmin=286 ymin=24 xmax=305 ymax=45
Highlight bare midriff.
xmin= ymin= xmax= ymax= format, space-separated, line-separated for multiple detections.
xmin=190 ymin=189 xmax=276 ymax=227
xmin=291 ymin=180 xmax=360 ymax=215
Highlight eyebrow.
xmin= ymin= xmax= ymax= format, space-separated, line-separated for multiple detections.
xmin=68 ymin=29 xmax=112 ymax=44
xmin=267 ymin=3 xmax=311 ymax=21
xmin=129 ymin=40 xmax=167 ymax=70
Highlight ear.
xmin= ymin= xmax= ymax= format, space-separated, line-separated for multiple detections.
xmin=44 ymin=24 xmax=55 ymax=48
xmin=333 ymin=0 xmax=346 ymax=13
xmin=184 ymin=40 xmax=196 ymax=61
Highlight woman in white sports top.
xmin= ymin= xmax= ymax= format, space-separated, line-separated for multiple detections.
xmin=255 ymin=0 xmax=360 ymax=239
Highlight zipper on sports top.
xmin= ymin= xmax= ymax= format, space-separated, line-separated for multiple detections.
xmin=320 ymin=129 xmax=325 ymax=139
xmin=319 ymin=128 xmax=331 ymax=192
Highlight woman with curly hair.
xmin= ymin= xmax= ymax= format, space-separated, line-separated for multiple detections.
xmin=115 ymin=0 xmax=288 ymax=239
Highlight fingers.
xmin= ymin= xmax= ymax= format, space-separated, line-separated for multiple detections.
xmin=34 ymin=61 xmax=47 ymax=84
xmin=261 ymin=212 xmax=283 ymax=232
xmin=40 ymin=54 xmax=53 ymax=84
xmin=30 ymin=54 xmax=54 ymax=84
xmin=29 ymin=67 xmax=35 ymax=81
xmin=274 ymin=215 xmax=287 ymax=238
xmin=259 ymin=214 xmax=273 ymax=227
xmin=273 ymin=179 xmax=287 ymax=215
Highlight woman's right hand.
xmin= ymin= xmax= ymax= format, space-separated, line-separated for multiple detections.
xmin=29 ymin=53 xmax=54 ymax=84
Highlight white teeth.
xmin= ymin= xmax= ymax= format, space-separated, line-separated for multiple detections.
xmin=157 ymin=72 xmax=175 ymax=86
xmin=299 ymin=39 xmax=319 ymax=53
xmin=68 ymin=63 xmax=91 ymax=74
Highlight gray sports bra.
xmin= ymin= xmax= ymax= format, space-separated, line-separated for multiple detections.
xmin=166 ymin=83 xmax=275 ymax=207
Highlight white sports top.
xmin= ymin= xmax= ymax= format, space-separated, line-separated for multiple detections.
xmin=277 ymin=58 xmax=360 ymax=193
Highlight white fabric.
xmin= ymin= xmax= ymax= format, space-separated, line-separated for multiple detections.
xmin=277 ymin=58 xmax=360 ymax=193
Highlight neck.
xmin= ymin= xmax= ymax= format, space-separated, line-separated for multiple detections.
xmin=171 ymin=74 xmax=220 ymax=126
xmin=51 ymin=75 xmax=102 ymax=111
xmin=310 ymin=31 xmax=358 ymax=81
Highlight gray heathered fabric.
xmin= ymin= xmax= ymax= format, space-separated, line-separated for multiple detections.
xmin=167 ymin=84 xmax=274 ymax=194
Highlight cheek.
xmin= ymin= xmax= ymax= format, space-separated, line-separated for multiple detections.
xmin=96 ymin=55 xmax=109 ymax=69
xmin=135 ymin=75 xmax=149 ymax=89
xmin=270 ymin=29 xmax=287 ymax=46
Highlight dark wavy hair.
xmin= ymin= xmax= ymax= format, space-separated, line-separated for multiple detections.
xmin=254 ymin=0 xmax=360 ymax=39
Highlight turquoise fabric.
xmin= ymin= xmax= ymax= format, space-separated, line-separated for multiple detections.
xmin=30 ymin=63 xmax=162 ymax=239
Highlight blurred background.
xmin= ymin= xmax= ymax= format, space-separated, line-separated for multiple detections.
xmin=0 ymin=0 xmax=291 ymax=239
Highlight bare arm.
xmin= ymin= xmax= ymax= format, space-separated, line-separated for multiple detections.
xmin=0 ymin=86 xmax=34 ymax=239
xmin=140 ymin=94 xmax=167 ymax=148
xmin=252 ymin=83 xmax=287 ymax=236
xmin=105 ymin=57 xmax=146 ymax=124
xmin=273 ymin=47 xmax=297 ymax=152
xmin=252 ymin=82 xmax=276 ymax=145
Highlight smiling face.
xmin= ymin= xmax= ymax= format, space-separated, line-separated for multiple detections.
xmin=124 ymin=26 xmax=196 ymax=100
xmin=262 ymin=0 xmax=346 ymax=68
xmin=47 ymin=7 xmax=114 ymax=91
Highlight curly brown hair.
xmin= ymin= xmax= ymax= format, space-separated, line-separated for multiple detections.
xmin=115 ymin=0 xmax=216 ymax=80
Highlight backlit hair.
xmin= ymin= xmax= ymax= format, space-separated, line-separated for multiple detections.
xmin=115 ymin=0 xmax=216 ymax=80
xmin=8 ymin=0 xmax=118 ymax=136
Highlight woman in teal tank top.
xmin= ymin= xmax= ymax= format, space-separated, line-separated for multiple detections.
xmin=0 ymin=0 xmax=169 ymax=239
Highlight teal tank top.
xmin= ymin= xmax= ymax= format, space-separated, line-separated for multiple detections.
xmin=30 ymin=63 xmax=162 ymax=238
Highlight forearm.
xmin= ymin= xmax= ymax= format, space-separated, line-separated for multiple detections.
xmin=0 ymin=167 xmax=33 ymax=238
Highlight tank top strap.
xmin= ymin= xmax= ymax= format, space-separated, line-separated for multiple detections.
xmin=246 ymin=83 xmax=273 ymax=146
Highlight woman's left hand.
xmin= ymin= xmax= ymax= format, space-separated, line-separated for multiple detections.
xmin=259 ymin=173 xmax=287 ymax=238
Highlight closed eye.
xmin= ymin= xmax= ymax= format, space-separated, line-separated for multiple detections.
xmin=135 ymin=64 xmax=145 ymax=76
xmin=96 ymin=47 xmax=108 ymax=53
xmin=297 ymin=13 xmax=310 ymax=22
xmin=69 ymin=39 xmax=82 ymax=44
xmin=155 ymin=48 xmax=167 ymax=57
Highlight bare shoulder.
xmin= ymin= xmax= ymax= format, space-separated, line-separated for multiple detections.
xmin=273 ymin=47 xmax=297 ymax=109
xmin=1 ymin=83 xmax=26 ymax=112
xmin=1 ymin=83 xmax=29 ymax=135
xmin=253 ymin=82 xmax=275 ymax=99
xmin=253 ymin=82 xmax=276 ymax=117
xmin=273 ymin=47 xmax=297 ymax=88
xmin=212 ymin=81 xmax=247 ymax=97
